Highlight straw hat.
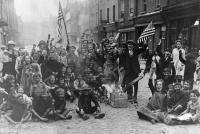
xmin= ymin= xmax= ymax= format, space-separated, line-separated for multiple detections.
xmin=8 ymin=40 xmax=16 ymax=45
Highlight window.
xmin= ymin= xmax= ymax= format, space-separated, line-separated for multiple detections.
xmin=143 ymin=0 xmax=147 ymax=12
xmin=107 ymin=8 xmax=109 ymax=22
xmin=155 ymin=0 xmax=161 ymax=8
xmin=100 ymin=10 xmax=102 ymax=22
xmin=120 ymin=0 xmax=125 ymax=17
xmin=96 ymin=12 xmax=98 ymax=25
xmin=113 ymin=5 xmax=115 ymax=22
xmin=129 ymin=0 xmax=134 ymax=13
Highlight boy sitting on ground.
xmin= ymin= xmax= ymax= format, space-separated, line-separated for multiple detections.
xmin=30 ymin=72 xmax=53 ymax=120
xmin=49 ymin=86 xmax=72 ymax=120
xmin=76 ymin=84 xmax=105 ymax=120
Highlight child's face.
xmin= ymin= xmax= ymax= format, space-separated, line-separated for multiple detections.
xmin=156 ymin=81 xmax=163 ymax=92
xmin=61 ymin=67 xmax=66 ymax=73
xmin=25 ymin=56 xmax=31 ymax=64
xmin=98 ymin=67 xmax=103 ymax=73
xmin=190 ymin=93 xmax=198 ymax=102
xmin=33 ymin=74 xmax=41 ymax=83
xmin=174 ymin=85 xmax=181 ymax=92
xmin=67 ymin=68 xmax=72 ymax=74
xmin=9 ymin=78 xmax=15 ymax=86
xmin=50 ymin=76 xmax=56 ymax=84
xmin=183 ymin=82 xmax=190 ymax=91
xmin=18 ymin=87 xmax=24 ymax=95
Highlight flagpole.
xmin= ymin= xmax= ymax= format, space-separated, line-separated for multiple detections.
xmin=60 ymin=1 xmax=70 ymax=47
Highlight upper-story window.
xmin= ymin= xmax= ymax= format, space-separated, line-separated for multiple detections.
xmin=113 ymin=5 xmax=115 ymax=22
xmin=99 ymin=10 xmax=102 ymax=21
xmin=129 ymin=0 xmax=134 ymax=16
xmin=143 ymin=0 xmax=147 ymax=12
xmin=107 ymin=8 xmax=109 ymax=23
xmin=155 ymin=0 xmax=161 ymax=9
xmin=120 ymin=0 xmax=125 ymax=18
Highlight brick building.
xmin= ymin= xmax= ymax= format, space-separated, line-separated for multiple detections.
xmin=88 ymin=0 xmax=200 ymax=52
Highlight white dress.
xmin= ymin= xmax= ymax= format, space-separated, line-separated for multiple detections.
xmin=172 ymin=48 xmax=185 ymax=76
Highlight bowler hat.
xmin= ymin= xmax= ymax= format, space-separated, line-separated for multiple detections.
xmin=79 ymin=84 xmax=91 ymax=91
xmin=127 ymin=40 xmax=136 ymax=45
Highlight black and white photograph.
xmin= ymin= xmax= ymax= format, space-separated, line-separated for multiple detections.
xmin=0 ymin=0 xmax=200 ymax=133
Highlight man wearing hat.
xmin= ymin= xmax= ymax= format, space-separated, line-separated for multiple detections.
xmin=2 ymin=41 xmax=16 ymax=77
xmin=122 ymin=40 xmax=147 ymax=104
xmin=76 ymin=84 xmax=105 ymax=120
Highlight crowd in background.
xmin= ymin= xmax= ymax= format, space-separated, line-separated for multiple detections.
xmin=0 ymin=36 xmax=200 ymax=125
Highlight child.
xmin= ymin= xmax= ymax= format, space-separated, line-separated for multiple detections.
xmin=76 ymin=84 xmax=105 ymax=120
xmin=46 ymin=74 xmax=58 ymax=89
xmin=57 ymin=76 xmax=75 ymax=102
xmin=167 ymin=83 xmax=189 ymax=115
xmin=178 ymin=90 xmax=200 ymax=124
xmin=57 ymin=65 xmax=67 ymax=81
xmin=49 ymin=87 xmax=72 ymax=120
xmin=137 ymin=79 xmax=167 ymax=124
xmin=5 ymin=85 xmax=47 ymax=124
xmin=30 ymin=73 xmax=53 ymax=119
xmin=164 ymin=90 xmax=200 ymax=125
xmin=74 ymin=74 xmax=87 ymax=94
xmin=66 ymin=67 xmax=75 ymax=81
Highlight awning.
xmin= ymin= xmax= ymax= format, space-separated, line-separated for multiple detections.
xmin=118 ymin=27 xmax=135 ymax=32
xmin=135 ymin=11 xmax=163 ymax=27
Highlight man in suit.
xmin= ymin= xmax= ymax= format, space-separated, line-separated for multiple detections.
xmin=122 ymin=40 xmax=147 ymax=104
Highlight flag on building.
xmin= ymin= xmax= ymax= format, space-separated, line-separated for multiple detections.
xmin=137 ymin=21 xmax=155 ymax=43
xmin=57 ymin=1 xmax=64 ymax=39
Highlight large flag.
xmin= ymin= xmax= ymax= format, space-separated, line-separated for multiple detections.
xmin=137 ymin=21 xmax=155 ymax=43
xmin=57 ymin=1 xmax=64 ymax=39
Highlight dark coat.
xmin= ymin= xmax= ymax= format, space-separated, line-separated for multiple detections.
xmin=179 ymin=52 xmax=196 ymax=81
xmin=123 ymin=45 xmax=147 ymax=84
xmin=78 ymin=91 xmax=100 ymax=112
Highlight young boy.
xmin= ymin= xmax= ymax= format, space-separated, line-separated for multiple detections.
xmin=30 ymin=73 xmax=53 ymax=119
xmin=76 ymin=84 xmax=105 ymax=120
xmin=49 ymin=86 xmax=72 ymax=120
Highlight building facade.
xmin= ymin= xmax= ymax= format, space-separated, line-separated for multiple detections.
xmin=88 ymin=0 xmax=200 ymax=52
xmin=0 ymin=0 xmax=18 ymax=45
xmin=162 ymin=0 xmax=200 ymax=50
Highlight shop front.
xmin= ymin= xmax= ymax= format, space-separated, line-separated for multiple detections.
xmin=162 ymin=0 xmax=200 ymax=51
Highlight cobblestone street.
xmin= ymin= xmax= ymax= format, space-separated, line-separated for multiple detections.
xmin=1 ymin=75 xmax=200 ymax=134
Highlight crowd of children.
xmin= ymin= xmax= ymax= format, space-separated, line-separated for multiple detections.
xmin=0 ymin=37 xmax=200 ymax=126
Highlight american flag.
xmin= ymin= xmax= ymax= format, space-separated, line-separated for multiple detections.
xmin=137 ymin=21 xmax=155 ymax=43
xmin=57 ymin=1 xmax=64 ymax=39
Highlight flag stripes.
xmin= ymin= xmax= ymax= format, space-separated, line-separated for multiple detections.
xmin=137 ymin=21 xmax=155 ymax=43
xmin=57 ymin=1 xmax=64 ymax=38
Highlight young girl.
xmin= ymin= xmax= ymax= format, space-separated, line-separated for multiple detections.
xmin=20 ymin=56 xmax=32 ymax=96
xmin=137 ymin=79 xmax=167 ymax=124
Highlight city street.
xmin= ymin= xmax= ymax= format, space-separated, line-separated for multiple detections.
xmin=1 ymin=75 xmax=200 ymax=134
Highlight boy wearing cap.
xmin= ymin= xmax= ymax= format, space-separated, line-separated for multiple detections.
xmin=76 ymin=84 xmax=105 ymax=120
